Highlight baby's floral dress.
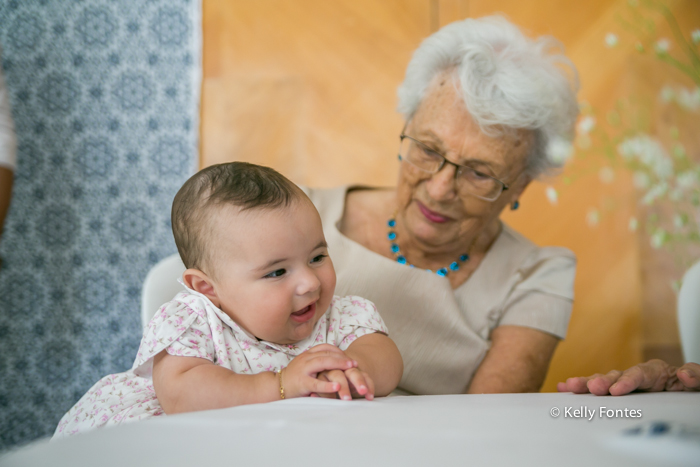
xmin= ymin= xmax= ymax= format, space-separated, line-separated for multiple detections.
xmin=53 ymin=286 xmax=387 ymax=439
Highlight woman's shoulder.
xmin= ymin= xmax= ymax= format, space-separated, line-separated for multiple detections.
xmin=300 ymin=184 xmax=392 ymax=221
xmin=298 ymin=184 xmax=348 ymax=219
xmin=488 ymin=224 xmax=577 ymax=296
xmin=498 ymin=223 xmax=576 ymax=263
xmin=299 ymin=185 xmax=395 ymax=250
xmin=472 ymin=223 xmax=576 ymax=294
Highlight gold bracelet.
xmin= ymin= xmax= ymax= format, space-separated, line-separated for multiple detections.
xmin=277 ymin=369 xmax=285 ymax=400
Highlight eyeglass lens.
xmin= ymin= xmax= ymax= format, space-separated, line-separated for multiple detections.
xmin=400 ymin=137 xmax=502 ymax=201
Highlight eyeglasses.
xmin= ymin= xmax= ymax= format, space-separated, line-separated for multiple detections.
xmin=398 ymin=134 xmax=509 ymax=202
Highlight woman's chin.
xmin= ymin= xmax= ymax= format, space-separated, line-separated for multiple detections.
xmin=406 ymin=220 xmax=456 ymax=247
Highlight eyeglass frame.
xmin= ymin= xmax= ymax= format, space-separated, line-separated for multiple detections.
xmin=398 ymin=133 xmax=510 ymax=202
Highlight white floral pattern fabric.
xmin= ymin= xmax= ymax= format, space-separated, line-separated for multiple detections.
xmin=53 ymin=288 xmax=387 ymax=439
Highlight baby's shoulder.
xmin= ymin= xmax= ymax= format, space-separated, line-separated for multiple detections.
xmin=329 ymin=295 xmax=379 ymax=315
xmin=151 ymin=291 xmax=210 ymax=323
xmin=321 ymin=295 xmax=388 ymax=347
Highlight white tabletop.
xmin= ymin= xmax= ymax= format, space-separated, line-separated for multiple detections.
xmin=2 ymin=392 xmax=699 ymax=467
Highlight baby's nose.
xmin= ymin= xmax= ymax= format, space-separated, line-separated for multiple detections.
xmin=296 ymin=268 xmax=321 ymax=296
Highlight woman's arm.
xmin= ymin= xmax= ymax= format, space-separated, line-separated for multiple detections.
xmin=152 ymin=347 xmax=358 ymax=414
xmin=466 ymin=325 xmax=559 ymax=394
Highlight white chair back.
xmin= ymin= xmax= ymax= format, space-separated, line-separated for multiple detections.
xmin=678 ymin=260 xmax=700 ymax=363
xmin=141 ymin=253 xmax=188 ymax=327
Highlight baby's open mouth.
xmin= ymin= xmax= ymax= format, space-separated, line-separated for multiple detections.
xmin=290 ymin=302 xmax=316 ymax=323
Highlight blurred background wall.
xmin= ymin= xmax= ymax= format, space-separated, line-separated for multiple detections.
xmin=0 ymin=0 xmax=200 ymax=449
xmin=199 ymin=0 xmax=700 ymax=391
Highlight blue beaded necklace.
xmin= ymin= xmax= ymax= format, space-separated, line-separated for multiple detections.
xmin=387 ymin=214 xmax=470 ymax=277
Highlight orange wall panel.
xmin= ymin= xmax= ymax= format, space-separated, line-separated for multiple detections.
xmin=200 ymin=0 xmax=695 ymax=392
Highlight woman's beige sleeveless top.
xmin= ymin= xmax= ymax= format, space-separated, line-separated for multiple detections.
xmin=304 ymin=186 xmax=576 ymax=395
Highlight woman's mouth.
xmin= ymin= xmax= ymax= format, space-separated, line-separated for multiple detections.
xmin=416 ymin=201 xmax=451 ymax=223
xmin=290 ymin=302 xmax=316 ymax=323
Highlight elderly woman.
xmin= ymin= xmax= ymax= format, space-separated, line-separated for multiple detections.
xmin=303 ymin=16 xmax=578 ymax=395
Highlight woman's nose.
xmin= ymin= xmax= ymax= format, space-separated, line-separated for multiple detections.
xmin=425 ymin=163 xmax=458 ymax=201
xmin=296 ymin=267 xmax=321 ymax=296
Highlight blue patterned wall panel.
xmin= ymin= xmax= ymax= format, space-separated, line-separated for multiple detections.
xmin=0 ymin=0 xmax=201 ymax=449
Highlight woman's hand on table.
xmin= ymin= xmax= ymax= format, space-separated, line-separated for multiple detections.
xmin=557 ymin=360 xmax=700 ymax=396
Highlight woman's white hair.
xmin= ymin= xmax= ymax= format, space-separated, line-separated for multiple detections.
xmin=397 ymin=15 xmax=580 ymax=178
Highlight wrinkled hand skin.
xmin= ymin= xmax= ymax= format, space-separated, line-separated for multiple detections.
xmin=557 ymin=360 xmax=700 ymax=396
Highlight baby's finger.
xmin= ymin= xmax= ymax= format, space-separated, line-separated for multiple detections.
xmin=308 ymin=377 xmax=341 ymax=395
xmin=306 ymin=344 xmax=344 ymax=355
xmin=365 ymin=373 xmax=375 ymax=400
xmin=353 ymin=371 xmax=375 ymax=400
xmin=325 ymin=370 xmax=351 ymax=401
xmin=314 ymin=372 xmax=339 ymax=399
xmin=345 ymin=368 xmax=369 ymax=397
xmin=303 ymin=355 xmax=356 ymax=375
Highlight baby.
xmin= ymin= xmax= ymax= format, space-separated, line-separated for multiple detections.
xmin=54 ymin=162 xmax=403 ymax=438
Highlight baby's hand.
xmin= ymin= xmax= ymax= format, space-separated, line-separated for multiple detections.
xmin=282 ymin=345 xmax=357 ymax=398
xmin=316 ymin=368 xmax=375 ymax=401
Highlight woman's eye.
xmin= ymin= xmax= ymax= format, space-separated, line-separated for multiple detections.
xmin=463 ymin=167 xmax=489 ymax=180
xmin=311 ymin=254 xmax=327 ymax=264
xmin=420 ymin=146 xmax=442 ymax=160
xmin=264 ymin=269 xmax=286 ymax=278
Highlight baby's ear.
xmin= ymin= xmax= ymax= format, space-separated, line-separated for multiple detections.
xmin=182 ymin=268 xmax=220 ymax=307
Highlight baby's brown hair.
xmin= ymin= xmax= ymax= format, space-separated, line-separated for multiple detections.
xmin=171 ymin=162 xmax=305 ymax=273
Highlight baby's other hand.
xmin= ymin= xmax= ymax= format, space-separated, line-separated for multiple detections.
xmin=282 ymin=346 xmax=357 ymax=398
xmin=316 ymin=368 xmax=375 ymax=401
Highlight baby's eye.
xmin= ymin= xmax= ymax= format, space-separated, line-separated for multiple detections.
xmin=264 ymin=269 xmax=286 ymax=278
xmin=311 ymin=254 xmax=327 ymax=264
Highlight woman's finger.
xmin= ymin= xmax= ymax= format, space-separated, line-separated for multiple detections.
xmin=559 ymin=375 xmax=599 ymax=394
xmin=608 ymin=360 xmax=673 ymax=395
xmin=586 ymin=370 xmax=623 ymax=396
xmin=677 ymin=362 xmax=700 ymax=390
